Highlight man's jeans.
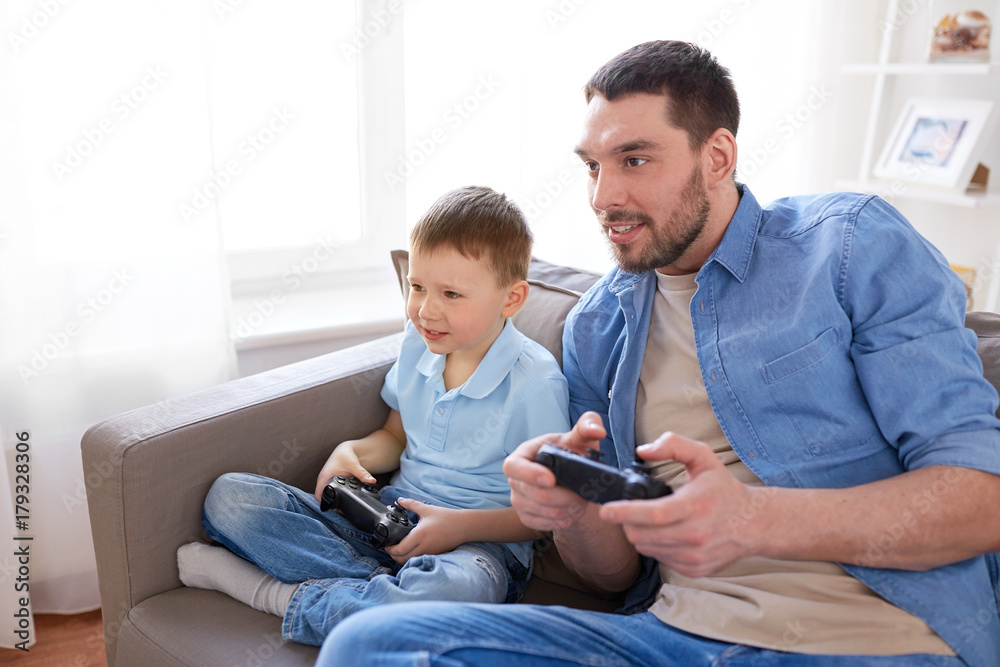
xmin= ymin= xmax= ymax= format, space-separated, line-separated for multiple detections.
xmin=201 ymin=473 xmax=527 ymax=646
xmin=317 ymin=602 xmax=966 ymax=666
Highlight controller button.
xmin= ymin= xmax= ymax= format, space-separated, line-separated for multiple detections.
xmin=375 ymin=525 xmax=388 ymax=537
xmin=625 ymin=484 xmax=645 ymax=499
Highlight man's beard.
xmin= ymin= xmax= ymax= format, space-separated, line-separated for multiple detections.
xmin=599 ymin=166 xmax=710 ymax=274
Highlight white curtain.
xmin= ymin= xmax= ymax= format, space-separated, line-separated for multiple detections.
xmin=0 ymin=0 xmax=236 ymax=639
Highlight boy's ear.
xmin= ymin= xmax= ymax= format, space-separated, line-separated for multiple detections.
xmin=501 ymin=280 xmax=529 ymax=318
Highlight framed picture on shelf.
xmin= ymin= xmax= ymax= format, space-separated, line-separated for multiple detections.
xmin=928 ymin=1 xmax=993 ymax=62
xmin=873 ymin=97 xmax=995 ymax=190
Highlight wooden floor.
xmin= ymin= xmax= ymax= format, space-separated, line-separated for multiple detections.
xmin=0 ymin=610 xmax=107 ymax=667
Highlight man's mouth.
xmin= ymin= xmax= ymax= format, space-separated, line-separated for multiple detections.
xmin=605 ymin=223 xmax=645 ymax=244
xmin=599 ymin=210 xmax=652 ymax=244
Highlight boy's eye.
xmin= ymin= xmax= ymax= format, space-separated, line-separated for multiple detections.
xmin=444 ymin=291 xmax=460 ymax=299
xmin=410 ymin=283 xmax=425 ymax=292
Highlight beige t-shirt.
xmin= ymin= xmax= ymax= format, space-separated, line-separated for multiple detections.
xmin=633 ymin=270 xmax=954 ymax=656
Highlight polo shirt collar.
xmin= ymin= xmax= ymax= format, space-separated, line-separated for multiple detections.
xmin=414 ymin=318 xmax=524 ymax=399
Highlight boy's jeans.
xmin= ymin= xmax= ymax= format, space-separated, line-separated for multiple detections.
xmin=201 ymin=472 xmax=528 ymax=646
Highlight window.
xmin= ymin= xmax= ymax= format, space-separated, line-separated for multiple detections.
xmin=207 ymin=1 xmax=406 ymax=292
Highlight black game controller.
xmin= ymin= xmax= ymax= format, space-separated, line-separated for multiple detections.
xmin=534 ymin=444 xmax=671 ymax=504
xmin=320 ymin=475 xmax=414 ymax=548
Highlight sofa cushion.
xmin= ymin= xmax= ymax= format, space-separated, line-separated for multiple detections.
xmin=967 ymin=310 xmax=1000 ymax=417
xmin=390 ymin=250 xmax=603 ymax=366
xmin=117 ymin=588 xmax=319 ymax=665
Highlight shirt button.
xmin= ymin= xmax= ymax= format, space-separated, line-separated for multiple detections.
xmin=700 ymin=300 xmax=705 ymax=312
xmin=748 ymin=450 xmax=757 ymax=460
xmin=435 ymin=407 xmax=445 ymax=417
xmin=711 ymin=371 xmax=718 ymax=383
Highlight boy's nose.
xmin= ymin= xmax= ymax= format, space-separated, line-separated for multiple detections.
xmin=418 ymin=298 xmax=439 ymax=321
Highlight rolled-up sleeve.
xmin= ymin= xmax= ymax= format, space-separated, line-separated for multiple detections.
xmin=845 ymin=196 xmax=1000 ymax=474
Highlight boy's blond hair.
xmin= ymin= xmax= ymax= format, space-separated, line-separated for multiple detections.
xmin=410 ymin=186 xmax=532 ymax=288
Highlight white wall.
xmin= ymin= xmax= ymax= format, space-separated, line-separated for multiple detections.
xmin=400 ymin=0 xmax=847 ymax=276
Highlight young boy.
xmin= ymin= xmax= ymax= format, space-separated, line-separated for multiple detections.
xmin=177 ymin=185 xmax=570 ymax=646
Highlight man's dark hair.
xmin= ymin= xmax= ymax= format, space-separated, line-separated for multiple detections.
xmin=410 ymin=185 xmax=532 ymax=288
xmin=584 ymin=40 xmax=740 ymax=150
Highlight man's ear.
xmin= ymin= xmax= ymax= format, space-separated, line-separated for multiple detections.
xmin=501 ymin=280 xmax=529 ymax=317
xmin=702 ymin=127 xmax=737 ymax=188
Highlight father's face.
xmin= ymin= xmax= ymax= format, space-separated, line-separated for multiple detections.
xmin=574 ymin=93 xmax=710 ymax=276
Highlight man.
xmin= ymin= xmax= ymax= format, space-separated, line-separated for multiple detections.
xmin=319 ymin=40 xmax=1000 ymax=666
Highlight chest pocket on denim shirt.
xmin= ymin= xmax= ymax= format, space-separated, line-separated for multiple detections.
xmin=761 ymin=325 xmax=878 ymax=456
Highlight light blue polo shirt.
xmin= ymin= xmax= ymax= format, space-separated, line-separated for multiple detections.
xmin=381 ymin=318 xmax=570 ymax=565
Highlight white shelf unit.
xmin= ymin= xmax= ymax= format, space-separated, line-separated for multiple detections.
xmin=835 ymin=0 xmax=1000 ymax=310
xmin=835 ymin=0 xmax=1000 ymax=208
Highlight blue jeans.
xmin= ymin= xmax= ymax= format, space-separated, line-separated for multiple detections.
xmin=201 ymin=473 xmax=528 ymax=646
xmin=317 ymin=602 xmax=965 ymax=666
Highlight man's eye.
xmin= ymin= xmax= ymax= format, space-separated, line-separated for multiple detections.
xmin=444 ymin=291 xmax=460 ymax=299
xmin=626 ymin=157 xmax=647 ymax=167
xmin=584 ymin=161 xmax=599 ymax=172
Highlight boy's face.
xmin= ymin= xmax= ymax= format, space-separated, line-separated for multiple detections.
xmin=406 ymin=245 xmax=521 ymax=364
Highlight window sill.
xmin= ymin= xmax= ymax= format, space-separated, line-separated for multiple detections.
xmin=229 ymin=269 xmax=404 ymax=352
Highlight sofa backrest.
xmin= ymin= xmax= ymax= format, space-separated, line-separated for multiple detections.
xmin=967 ymin=310 xmax=1000 ymax=417
xmin=390 ymin=251 xmax=1000 ymax=408
xmin=389 ymin=250 xmax=603 ymax=366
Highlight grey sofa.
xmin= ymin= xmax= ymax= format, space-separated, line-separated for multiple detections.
xmin=83 ymin=256 xmax=617 ymax=667
xmin=83 ymin=252 xmax=1000 ymax=667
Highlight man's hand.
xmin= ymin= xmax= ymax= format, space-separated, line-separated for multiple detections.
xmin=384 ymin=498 xmax=465 ymax=564
xmin=600 ymin=432 xmax=764 ymax=578
xmin=313 ymin=442 xmax=378 ymax=500
xmin=503 ymin=412 xmax=608 ymax=531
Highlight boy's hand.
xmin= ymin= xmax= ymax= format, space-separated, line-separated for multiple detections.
xmin=313 ymin=442 xmax=378 ymax=500
xmin=383 ymin=498 xmax=465 ymax=564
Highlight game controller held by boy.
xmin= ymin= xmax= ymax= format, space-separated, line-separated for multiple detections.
xmin=176 ymin=185 xmax=570 ymax=646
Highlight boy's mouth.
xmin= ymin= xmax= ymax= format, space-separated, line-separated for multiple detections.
xmin=421 ymin=327 xmax=447 ymax=341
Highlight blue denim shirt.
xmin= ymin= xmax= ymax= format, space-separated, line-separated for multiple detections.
xmin=562 ymin=186 xmax=1000 ymax=665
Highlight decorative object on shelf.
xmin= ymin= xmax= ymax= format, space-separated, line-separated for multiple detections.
xmin=929 ymin=3 xmax=993 ymax=62
xmin=873 ymin=97 xmax=995 ymax=192
xmin=951 ymin=263 xmax=978 ymax=310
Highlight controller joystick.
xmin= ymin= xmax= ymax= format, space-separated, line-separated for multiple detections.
xmin=320 ymin=475 xmax=414 ymax=548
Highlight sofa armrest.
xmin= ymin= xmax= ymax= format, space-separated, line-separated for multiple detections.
xmin=82 ymin=332 xmax=402 ymax=662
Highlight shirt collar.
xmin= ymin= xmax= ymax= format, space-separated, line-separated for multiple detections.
xmin=702 ymin=183 xmax=762 ymax=283
xmin=415 ymin=318 xmax=524 ymax=399
xmin=606 ymin=184 xmax=762 ymax=294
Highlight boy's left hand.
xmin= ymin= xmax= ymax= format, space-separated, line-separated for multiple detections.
xmin=384 ymin=498 xmax=465 ymax=564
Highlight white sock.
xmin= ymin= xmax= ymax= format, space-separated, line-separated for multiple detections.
xmin=177 ymin=542 xmax=297 ymax=617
